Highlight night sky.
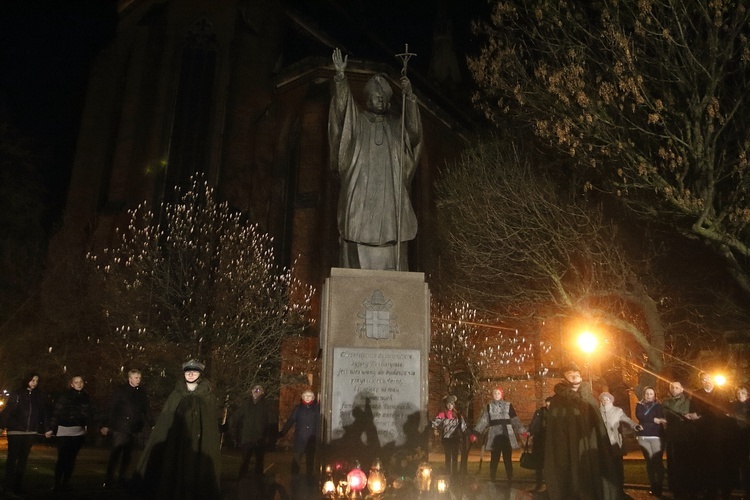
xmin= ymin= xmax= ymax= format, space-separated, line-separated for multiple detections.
xmin=0 ymin=0 xmax=117 ymax=230
xmin=0 ymin=0 xmax=485 ymax=231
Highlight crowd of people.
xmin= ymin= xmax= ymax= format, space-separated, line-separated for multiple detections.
xmin=431 ymin=365 xmax=749 ymax=499
xmin=0 ymin=362 xmax=319 ymax=498
xmin=2 ymin=361 xmax=749 ymax=499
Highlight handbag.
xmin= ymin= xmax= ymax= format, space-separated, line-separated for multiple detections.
xmin=519 ymin=437 xmax=538 ymax=470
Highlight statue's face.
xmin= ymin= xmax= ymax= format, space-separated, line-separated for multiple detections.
xmin=367 ymin=89 xmax=389 ymax=114
xmin=599 ymin=394 xmax=613 ymax=407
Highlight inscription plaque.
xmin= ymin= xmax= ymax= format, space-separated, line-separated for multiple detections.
xmin=332 ymin=347 xmax=421 ymax=447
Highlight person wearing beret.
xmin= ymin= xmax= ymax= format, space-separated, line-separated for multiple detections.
xmin=133 ymin=359 xmax=221 ymax=499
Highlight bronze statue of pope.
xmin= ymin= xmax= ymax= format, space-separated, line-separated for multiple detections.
xmin=328 ymin=48 xmax=423 ymax=271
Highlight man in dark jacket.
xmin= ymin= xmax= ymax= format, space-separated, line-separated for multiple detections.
xmin=0 ymin=373 xmax=46 ymax=495
xmin=231 ymin=384 xmax=273 ymax=477
xmin=662 ymin=380 xmax=697 ymax=498
xmin=544 ymin=364 xmax=621 ymax=500
xmin=100 ymin=369 xmax=153 ymax=488
xmin=528 ymin=396 xmax=552 ymax=492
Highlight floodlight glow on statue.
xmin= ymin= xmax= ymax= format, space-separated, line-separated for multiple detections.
xmin=329 ymin=47 xmax=423 ymax=271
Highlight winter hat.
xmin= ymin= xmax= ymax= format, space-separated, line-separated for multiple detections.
xmin=599 ymin=392 xmax=614 ymax=403
xmin=444 ymin=395 xmax=458 ymax=406
xmin=182 ymin=359 xmax=205 ymax=372
xmin=561 ymin=363 xmax=581 ymax=374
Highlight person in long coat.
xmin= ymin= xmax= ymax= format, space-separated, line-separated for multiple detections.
xmin=688 ymin=372 xmax=734 ymax=499
xmin=133 ymin=360 xmax=221 ymax=499
xmin=543 ymin=364 xmax=622 ymax=500
xmin=528 ymin=396 xmax=552 ymax=492
xmin=280 ymin=389 xmax=319 ymax=477
xmin=599 ymin=392 xmax=637 ymax=492
xmin=0 ymin=373 xmax=46 ymax=495
xmin=731 ymin=386 xmax=749 ymax=498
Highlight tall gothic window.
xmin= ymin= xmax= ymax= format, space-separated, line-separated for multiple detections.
xmin=164 ymin=18 xmax=217 ymax=199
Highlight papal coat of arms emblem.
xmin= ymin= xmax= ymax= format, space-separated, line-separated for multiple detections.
xmin=357 ymin=290 xmax=398 ymax=339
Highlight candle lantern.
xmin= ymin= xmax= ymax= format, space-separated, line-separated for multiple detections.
xmin=347 ymin=466 xmax=367 ymax=496
xmin=415 ymin=462 xmax=432 ymax=492
xmin=367 ymin=458 xmax=386 ymax=495
xmin=436 ymin=477 xmax=448 ymax=493
xmin=322 ymin=464 xmax=336 ymax=497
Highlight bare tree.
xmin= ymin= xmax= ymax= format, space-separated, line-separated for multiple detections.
xmin=88 ymin=178 xmax=314 ymax=403
xmin=469 ymin=0 xmax=750 ymax=294
xmin=430 ymin=300 xmax=544 ymax=404
xmin=436 ymin=138 xmax=668 ymax=384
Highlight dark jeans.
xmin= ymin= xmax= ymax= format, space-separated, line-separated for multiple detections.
xmin=442 ymin=437 xmax=460 ymax=475
xmin=291 ymin=437 xmax=316 ymax=477
xmin=105 ymin=431 xmax=136 ymax=483
xmin=5 ymin=434 xmax=35 ymax=491
xmin=488 ymin=434 xmax=513 ymax=481
xmin=55 ymin=435 xmax=86 ymax=487
xmin=238 ymin=440 xmax=266 ymax=476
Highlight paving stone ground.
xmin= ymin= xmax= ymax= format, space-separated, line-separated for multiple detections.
xmin=0 ymin=438 xmax=746 ymax=499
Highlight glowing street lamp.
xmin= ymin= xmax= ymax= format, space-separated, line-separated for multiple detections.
xmin=577 ymin=330 xmax=599 ymax=385
xmin=714 ymin=373 xmax=727 ymax=387
xmin=577 ymin=331 xmax=598 ymax=354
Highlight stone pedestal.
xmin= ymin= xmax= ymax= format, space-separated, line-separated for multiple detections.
xmin=319 ymin=268 xmax=430 ymax=474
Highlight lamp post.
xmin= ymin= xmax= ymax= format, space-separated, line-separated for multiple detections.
xmin=577 ymin=331 xmax=598 ymax=386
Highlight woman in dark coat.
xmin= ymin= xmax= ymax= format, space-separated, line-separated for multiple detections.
xmin=635 ymin=386 xmax=666 ymax=497
xmin=133 ymin=360 xmax=221 ymax=499
xmin=45 ymin=375 xmax=91 ymax=492
xmin=0 ymin=373 xmax=46 ymax=495
xmin=280 ymin=389 xmax=319 ymax=477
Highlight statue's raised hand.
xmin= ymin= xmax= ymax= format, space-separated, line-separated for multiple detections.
xmin=332 ymin=48 xmax=348 ymax=74
xmin=400 ymin=76 xmax=413 ymax=96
